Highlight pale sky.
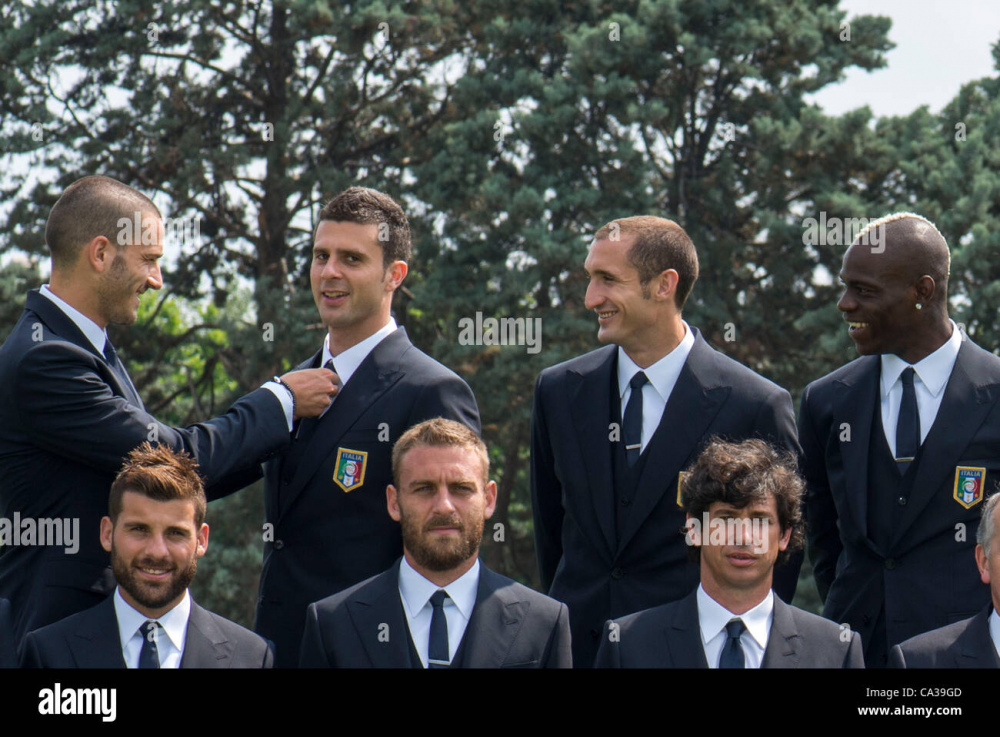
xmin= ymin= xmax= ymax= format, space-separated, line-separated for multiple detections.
xmin=810 ymin=0 xmax=1000 ymax=117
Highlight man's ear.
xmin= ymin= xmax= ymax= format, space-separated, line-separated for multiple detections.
xmin=386 ymin=484 xmax=401 ymax=522
xmin=100 ymin=516 xmax=114 ymax=553
xmin=196 ymin=523 xmax=209 ymax=558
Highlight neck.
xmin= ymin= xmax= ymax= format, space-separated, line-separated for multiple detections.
xmin=624 ymin=315 xmax=686 ymax=368
xmin=48 ymin=274 xmax=107 ymax=329
xmin=700 ymin=574 xmax=772 ymax=616
xmin=404 ymin=551 xmax=477 ymax=588
xmin=897 ymin=317 xmax=953 ymax=364
xmin=326 ymin=314 xmax=391 ymax=357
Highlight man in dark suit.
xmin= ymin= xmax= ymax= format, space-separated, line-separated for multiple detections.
xmin=255 ymin=188 xmax=480 ymax=666
xmin=801 ymin=213 xmax=1000 ymax=667
xmin=22 ymin=443 xmax=273 ymax=668
xmin=595 ymin=438 xmax=863 ymax=668
xmin=531 ymin=216 xmax=800 ymax=666
xmin=0 ymin=598 xmax=14 ymax=668
xmin=889 ymin=492 xmax=1000 ymax=667
xmin=0 ymin=176 xmax=336 ymax=650
xmin=300 ymin=418 xmax=571 ymax=667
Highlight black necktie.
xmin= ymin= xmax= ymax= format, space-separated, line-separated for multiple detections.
xmin=896 ymin=367 xmax=920 ymax=474
xmin=428 ymin=590 xmax=450 ymax=668
xmin=139 ymin=620 xmax=160 ymax=669
xmin=103 ymin=339 xmax=140 ymax=405
xmin=718 ymin=618 xmax=746 ymax=669
xmin=623 ymin=372 xmax=649 ymax=467
xmin=295 ymin=358 xmax=337 ymax=443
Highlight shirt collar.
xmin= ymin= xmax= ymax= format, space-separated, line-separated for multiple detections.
xmin=697 ymin=583 xmax=774 ymax=650
xmin=113 ymin=587 xmax=191 ymax=653
xmin=617 ymin=320 xmax=695 ymax=402
xmin=322 ymin=317 xmax=397 ymax=386
xmin=40 ymin=284 xmax=108 ymax=356
xmin=880 ymin=320 xmax=962 ymax=399
xmin=398 ymin=556 xmax=480 ymax=622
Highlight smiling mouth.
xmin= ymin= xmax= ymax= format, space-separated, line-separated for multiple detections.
xmin=847 ymin=321 xmax=868 ymax=332
xmin=596 ymin=309 xmax=617 ymax=321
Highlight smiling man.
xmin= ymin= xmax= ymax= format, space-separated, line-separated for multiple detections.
xmin=530 ymin=215 xmax=800 ymax=667
xmin=0 ymin=176 xmax=336 ymax=651
xmin=21 ymin=443 xmax=273 ymax=668
xmin=800 ymin=212 xmax=1000 ymax=667
xmin=594 ymin=439 xmax=863 ymax=668
xmin=254 ymin=188 xmax=480 ymax=667
xmin=300 ymin=418 xmax=570 ymax=668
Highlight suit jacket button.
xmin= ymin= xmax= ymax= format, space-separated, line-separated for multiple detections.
xmin=621 ymin=497 xmax=630 ymax=506
xmin=884 ymin=558 xmax=895 ymax=569
xmin=897 ymin=496 xmax=907 ymax=506
xmin=274 ymin=540 xmax=285 ymax=550
xmin=611 ymin=567 xmax=623 ymax=579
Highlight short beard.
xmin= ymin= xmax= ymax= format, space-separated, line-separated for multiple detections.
xmin=400 ymin=512 xmax=483 ymax=572
xmin=111 ymin=545 xmax=197 ymax=612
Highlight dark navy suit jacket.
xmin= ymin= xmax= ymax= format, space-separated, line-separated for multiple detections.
xmin=530 ymin=327 xmax=801 ymax=667
xmin=594 ymin=588 xmax=864 ymax=668
xmin=254 ymin=328 xmax=480 ymax=667
xmin=299 ymin=558 xmax=571 ymax=668
xmin=889 ymin=605 xmax=999 ymax=668
xmin=0 ymin=290 xmax=289 ymax=649
xmin=800 ymin=335 xmax=1000 ymax=655
xmin=20 ymin=595 xmax=274 ymax=668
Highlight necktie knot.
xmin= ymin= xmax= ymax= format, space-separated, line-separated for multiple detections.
xmin=719 ymin=618 xmax=746 ymax=669
xmin=430 ymin=589 xmax=448 ymax=609
xmin=901 ymin=366 xmax=915 ymax=387
xmin=324 ymin=358 xmax=336 ymax=374
xmin=428 ymin=590 xmax=450 ymax=668
xmin=139 ymin=620 xmax=161 ymax=669
xmin=725 ymin=618 xmax=746 ymax=639
xmin=629 ymin=371 xmax=649 ymax=391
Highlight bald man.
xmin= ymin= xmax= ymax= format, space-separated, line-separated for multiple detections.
xmin=800 ymin=212 xmax=1000 ymax=666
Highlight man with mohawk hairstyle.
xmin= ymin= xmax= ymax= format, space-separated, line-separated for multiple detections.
xmin=800 ymin=212 xmax=1000 ymax=667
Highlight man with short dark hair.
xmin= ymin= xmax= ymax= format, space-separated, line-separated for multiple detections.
xmin=300 ymin=418 xmax=570 ymax=668
xmin=21 ymin=444 xmax=273 ymax=668
xmin=255 ymin=187 xmax=480 ymax=667
xmin=890 ymin=492 xmax=1000 ymax=667
xmin=594 ymin=439 xmax=863 ymax=668
xmin=531 ymin=215 xmax=800 ymax=667
xmin=801 ymin=212 xmax=1000 ymax=667
xmin=0 ymin=176 xmax=337 ymax=649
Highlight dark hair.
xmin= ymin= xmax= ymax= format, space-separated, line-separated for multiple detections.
xmin=392 ymin=418 xmax=488 ymax=488
xmin=317 ymin=187 xmax=412 ymax=268
xmin=593 ymin=215 xmax=699 ymax=307
xmin=45 ymin=176 xmax=161 ymax=269
xmin=109 ymin=443 xmax=206 ymax=527
xmin=681 ymin=438 xmax=804 ymax=566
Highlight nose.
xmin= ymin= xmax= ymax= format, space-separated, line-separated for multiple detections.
xmin=837 ymin=288 xmax=854 ymax=313
xmin=145 ymin=531 xmax=169 ymax=559
xmin=148 ymin=261 xmax=163 ymax=290
xmin=430 ymin=486 xmax=457 ymax=514
xmin=322 ymin=256 xmax=343 ymax=281
xmin=584 ymin=279 xmax=603 ymax=311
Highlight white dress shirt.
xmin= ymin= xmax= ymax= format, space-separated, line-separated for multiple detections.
xmin=697 ymin=584 xmax=773 ymax=669
xmin=114 ymin=587 xmax=191 ymax=668
xmin=398 ymin=556 xmax=479 ymax=668
xmin=617 ymin=321 xmax=695 ymax=453
xmin=990 ymin=608 xmax=1000 ymax=661
xmin=321 ymin=317 xmax=398 ymax=410
xmin=880 ymin=321 xmax=962 ymax=457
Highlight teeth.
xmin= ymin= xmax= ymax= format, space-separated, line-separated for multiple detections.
xmin=848 ymin=322 xmax=868 ymax=328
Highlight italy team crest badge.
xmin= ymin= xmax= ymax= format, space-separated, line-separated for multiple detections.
xmin=333 ymin=448 xmax=368 ymax=492
xmin=952 ymin=466 xmax=985 ymax=509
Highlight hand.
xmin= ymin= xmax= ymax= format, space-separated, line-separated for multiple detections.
xmin=281 ymin=368 xmax=339 ymax=419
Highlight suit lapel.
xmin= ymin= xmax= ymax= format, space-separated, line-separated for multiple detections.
xmin=346 ymin=561 xmax=413 ymax=668
xmin=68 ymin=597 xmax=127 ymax=668
xmin=832 ymin=357 xmax=880 ymax=549
xmin=26 ymin=290 xmax=143 ymax=409
xmin=956 ymin=606 xmax=1000 ymax=667
xmin=761 ymin=596 xmax=801 ymax=668
xmin=894 ymin=340 xmax=1000 ymax=547
xmin=664 ymin=590 xmax=709 ymax=667
xmin=619 ymin=332 xmax=729 ymax=552
xmin=458 ymin=565 xmax=525 ymax=667
xmin=179 ymin=601 xmax=232 ymax=668
xmin=280 ymin=330 xmax=407 ymax=517
xmin=567 ymin=347 xmax=618 ymax=557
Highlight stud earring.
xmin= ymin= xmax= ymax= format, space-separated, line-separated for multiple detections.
xmin=915 ymin=303 xmax=922 ymax=310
